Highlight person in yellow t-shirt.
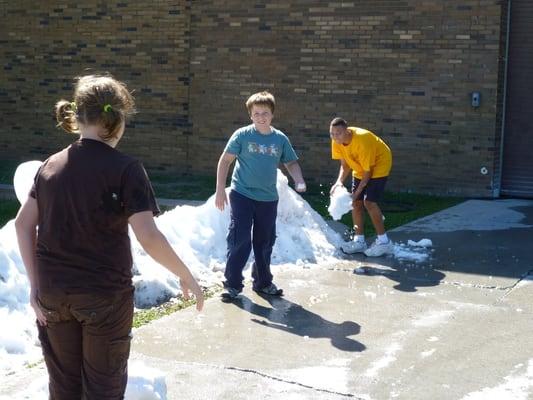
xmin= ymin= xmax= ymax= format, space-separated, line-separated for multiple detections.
xmin=329 ymin=117 xmax=393 ymax=257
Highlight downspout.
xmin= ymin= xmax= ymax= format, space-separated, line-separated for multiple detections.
xmin=495 ymin=0 xmax=511 ymax=197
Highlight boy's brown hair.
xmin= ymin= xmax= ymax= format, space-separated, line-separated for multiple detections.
xmin=55 ymin=74 xmax=136 ymax=141
xmin=245 ymin=91 xmax=275 ymax=115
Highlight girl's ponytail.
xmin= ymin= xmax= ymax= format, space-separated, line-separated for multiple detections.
xmin=55 ymin=100 xmax=78 ymax=134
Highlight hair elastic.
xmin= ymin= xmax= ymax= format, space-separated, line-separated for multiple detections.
xmin=103 ymin=104 xmax=113 ymax=113
xmin=70 ymin=102 xmax=77 ymax=111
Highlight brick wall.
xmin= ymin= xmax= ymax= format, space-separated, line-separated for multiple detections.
xmin=0 ymin=1 xmax=192 ymax=171
xmin=0 ymin=1 xmax=507 ymax=197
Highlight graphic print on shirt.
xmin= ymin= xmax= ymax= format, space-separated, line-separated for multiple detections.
xmin=247 ymin=142 xmax=280 ymax=157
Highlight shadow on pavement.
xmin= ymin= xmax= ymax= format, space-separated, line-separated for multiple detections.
xmin=231 ymin=293 xmax=366 ymax=353
xmin=348 ymin=259 xmax=447 ymax=293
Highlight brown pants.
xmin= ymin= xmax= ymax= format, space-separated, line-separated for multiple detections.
xmin=36 ymin=289 xmax=134 ymax=400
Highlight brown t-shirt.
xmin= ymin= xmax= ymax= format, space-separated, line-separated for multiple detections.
xmin=30 ymin=138 xmax=160 ymax=294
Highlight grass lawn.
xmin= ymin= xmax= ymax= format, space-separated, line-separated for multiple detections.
xmin=0 ymin=159 xmax=20 ymax=184
xmin=0 ymin=199 xmax=19 ymax=227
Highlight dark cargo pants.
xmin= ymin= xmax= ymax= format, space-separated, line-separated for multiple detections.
xmin=224 ymin=190 xmax=278 ymax=291
xmin=36 ymin=289 xmax=134 ymax=400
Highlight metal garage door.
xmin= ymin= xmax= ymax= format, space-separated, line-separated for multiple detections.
xmin=501 ymin=0 xmax=533 ymax=198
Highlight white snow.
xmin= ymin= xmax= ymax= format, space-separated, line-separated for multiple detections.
xmin=12 ymin=160 xmax=42 ymax=204
xmin=392 ymin=241 xmax=432 ymax=263
xmin=327 ymin=185 xmax=352 ymax=221
xmin=407 ymin=239 xmax=433 ymax=248
xmin=3 ymin=362 xmax=167 ymax=400
xmin=0 ymin=168 xmax=348 ymax=397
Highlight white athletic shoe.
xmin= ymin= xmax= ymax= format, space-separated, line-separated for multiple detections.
xmin=341 ymin=240 xmax=368 ymax=254
xmin=364 ymin=240 xmax=393 ymax=257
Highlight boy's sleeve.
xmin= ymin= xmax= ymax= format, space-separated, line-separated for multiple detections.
xmin=331 ymin=140 xmax=343 ymax=160
xmin=224 ymin=131 xmax=241 ymax=155
xmin=280 ymin=136 xmax=298 ymax=163
xmin=121 ymin=161 xmax=161 ymax=218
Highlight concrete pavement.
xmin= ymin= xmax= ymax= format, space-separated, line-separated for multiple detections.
xmin=130 ymin=199 xmax=533 ymax=399
xmin=3 ymin=199 xmax=532 ymax=399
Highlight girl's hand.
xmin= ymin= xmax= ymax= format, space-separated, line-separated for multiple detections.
xmin=181 ymin=279 xmax=205 ymax=311
xmin=30 ymin=290 xmax=48 ymax=326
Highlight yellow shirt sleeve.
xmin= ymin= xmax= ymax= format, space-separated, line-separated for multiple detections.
xmin=331 ymin=140 xmax=343 ymax=159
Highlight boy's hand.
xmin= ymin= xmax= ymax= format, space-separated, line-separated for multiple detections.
xmin=215 ymin=190 xmax=228 ymax=211
xmin=330 ymin=182 xmax=344 ymax=195
xmin=295 ymin=182 xmax=307 ymax=193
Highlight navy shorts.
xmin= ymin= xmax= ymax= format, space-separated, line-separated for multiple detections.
xmin=352 ymin=176 xmax=388 ymax=202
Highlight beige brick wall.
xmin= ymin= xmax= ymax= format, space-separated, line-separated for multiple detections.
xmin=0 ymin=1 xmax=507 ymax=197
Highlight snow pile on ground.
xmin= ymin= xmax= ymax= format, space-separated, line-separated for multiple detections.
xmin=0 ymin=170 xmax=344 ymax=373
xmin=130 ymin=171 xmax=344 ymax=306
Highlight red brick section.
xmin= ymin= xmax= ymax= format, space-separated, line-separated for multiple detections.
xmin=0 ymin=1 xmax=508 ymax=197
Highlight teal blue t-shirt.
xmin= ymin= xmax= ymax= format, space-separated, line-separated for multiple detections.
xmin=224 ymin=124 xmax=298 ymax=201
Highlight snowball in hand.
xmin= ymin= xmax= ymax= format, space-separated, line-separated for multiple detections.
xmin=328 ymin=186 xmax=353 ymax=220
xmin=13 ymin=160 xmax=43 ymax=204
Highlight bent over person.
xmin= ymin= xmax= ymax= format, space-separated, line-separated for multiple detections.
xmin=15 ymin=74 xmax=204 ymax=400
xmin=329 ymin=117 xmax=393 ymax=257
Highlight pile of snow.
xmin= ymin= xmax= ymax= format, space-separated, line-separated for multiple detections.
xmin=0 ymin=169 xmax=344 ymax=374
xmin=130 ymin=171 xmax=344 ymax=306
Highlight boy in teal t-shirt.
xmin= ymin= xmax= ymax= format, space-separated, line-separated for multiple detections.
xmin=215 ymin=91 xmax=306 ymax=300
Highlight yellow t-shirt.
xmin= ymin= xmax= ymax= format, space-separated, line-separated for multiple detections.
xmin=331 ymin=127 xmax=392 ymax=179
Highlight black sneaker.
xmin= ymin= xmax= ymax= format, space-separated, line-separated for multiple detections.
xmin=220 ymin=287 xmax=241 ymax=302
xmin=253 ymin=283 xmax=283 ymax=296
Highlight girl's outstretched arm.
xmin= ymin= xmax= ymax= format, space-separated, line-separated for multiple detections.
xmin=129 ymin=211 xmax=204 ymax=311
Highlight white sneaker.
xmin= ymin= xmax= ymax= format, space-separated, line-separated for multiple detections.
xmin=364 ymin=240 xmax=394 ymax=257
xmin=341 ymin=240 xmax=367 ymax=254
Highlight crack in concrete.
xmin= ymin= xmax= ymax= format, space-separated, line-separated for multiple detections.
xmin=495 ymin=269 xmax=533 ymax=303
xmin=223 ymin=365 xmax=363 ymax=399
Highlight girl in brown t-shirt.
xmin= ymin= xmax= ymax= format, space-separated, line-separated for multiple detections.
xmin=15 ymin=74 xmax=204 ymax=400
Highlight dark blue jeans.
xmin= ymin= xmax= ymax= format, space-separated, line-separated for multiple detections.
xmin=224 ymin=190 xmax=278 ymax=291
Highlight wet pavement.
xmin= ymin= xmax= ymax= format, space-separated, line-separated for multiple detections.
xmin=3 ymin=199 xmax=533 ymax=399
xmin=130 ymin=198 xmax=533 ymax=399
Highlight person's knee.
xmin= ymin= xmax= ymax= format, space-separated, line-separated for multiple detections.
xmin=354 ymin=200 xmax=364 ymax=211
xmin=363 ymin=200 xmax=379 ymax=212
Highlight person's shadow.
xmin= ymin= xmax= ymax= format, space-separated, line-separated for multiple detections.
xmin=352 ymin=262 xmax=446 ymax=292
xmin=231 ymin=293 xmax=365 ymax=352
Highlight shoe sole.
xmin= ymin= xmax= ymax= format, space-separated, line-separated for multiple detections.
xmin=340 ymin=248 xmax=367 ymax=255
xmin=220 ymin=292 xmax=241 ymax=302
xmin=364 ymin=248 xmax=393 ymax=257
xmin=253 ymin=288 xmax=284 ymax=296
